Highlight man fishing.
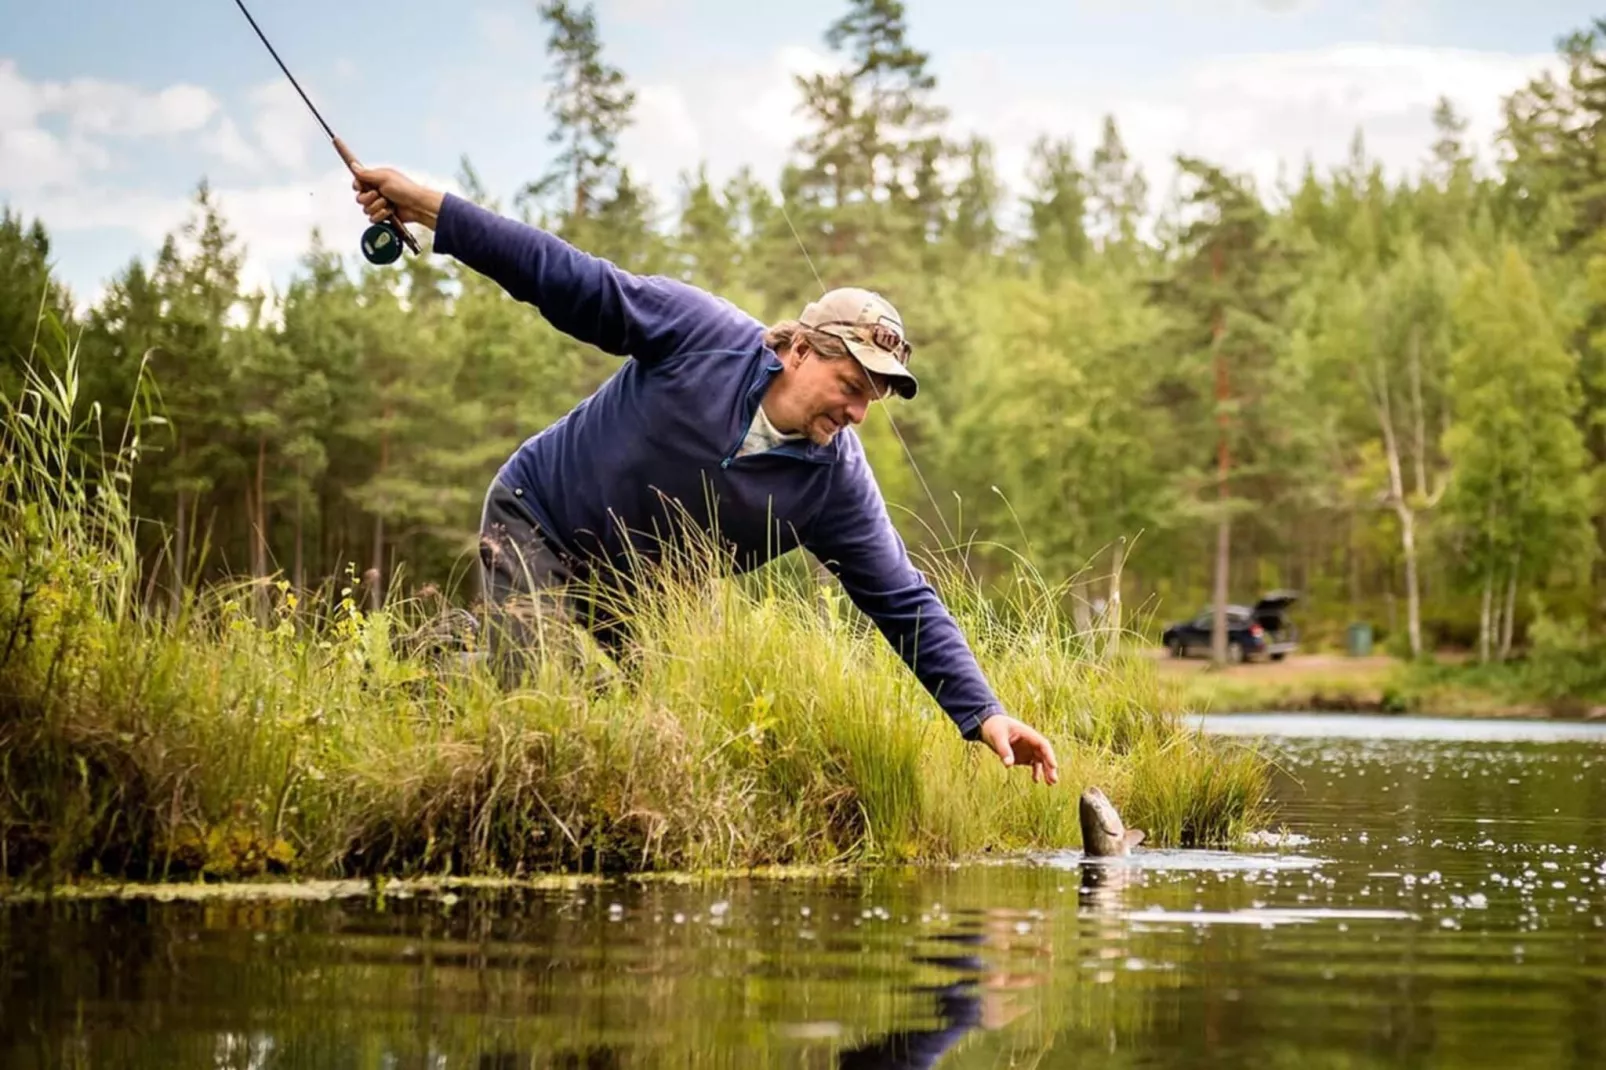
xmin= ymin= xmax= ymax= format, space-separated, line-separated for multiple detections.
xmin=349 ymin=166 xmax=1059 ymax=787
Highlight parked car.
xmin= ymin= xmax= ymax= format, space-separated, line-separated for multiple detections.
xmin=1161 ymin=591 xmax=1300 ymax=663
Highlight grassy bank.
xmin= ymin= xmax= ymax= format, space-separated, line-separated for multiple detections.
xmin=0 ymin=341 xmax=1272 ymax=886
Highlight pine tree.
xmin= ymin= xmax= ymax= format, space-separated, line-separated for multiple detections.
xmin=946 ymin=135 xmax=1003 ymax=264
xmin=141 ymin=182 xmax=246 ymax=611
xmin=673 ymin=164 xmax=740 ymax=291
xmin=0 ymin=209 xmax=76 ymax=397
xmin=1088 ymin=116 xmax=1148 ymax=266
xmin=1021 ymin=135 xmax=1090 ymax=278
xmin=792 ymin=0 xmax=949 ymax=277
xmin=1149 ymin=157 xmax=1295 ymax=664
xmin=519 ymin=0 xmax=636 ymax=239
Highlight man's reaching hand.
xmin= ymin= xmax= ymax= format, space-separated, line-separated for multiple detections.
xmin=978 ymin=714 xmax=1059 ymax=786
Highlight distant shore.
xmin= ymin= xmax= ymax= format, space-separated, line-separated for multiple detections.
xmin=1150 ymin=649 xmax=1606 ymax=721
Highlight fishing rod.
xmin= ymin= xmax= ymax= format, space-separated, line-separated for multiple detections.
xmin=228 ymin=0 xmax=419 ymax=266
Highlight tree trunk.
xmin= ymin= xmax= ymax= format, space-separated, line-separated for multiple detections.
xmin=1478 ymin=573 xmax=1493 ymax=665
xmin=1396 ymin=503 xmax=1422 ymax=656
xmin=253 ymin=432 xmax=269 ymax=625
xmin=172 ymin=482 xmax=187 ymax=619
xmin=370 ymin=512 xmax=385 ymax=612
xmin=293 ymin=458 xmax=305 ymax=595
xmin=1210 ymin=247 xmax=1231 ymax=667
xmin=1072 ymin=574 xmax=1093 ymax=635
xmin=1389 ymin=469 xmax=1423 ymax=659
xmin=1409 ymin=325 xmax=1428 ymax=500
xmin=370 ymin=421 xmax=390 ymax=612
xmin=1372 ymin=347 xmax=1424 ymax=659
xmin=1499 ymin=555 xmax=1519 ymax=662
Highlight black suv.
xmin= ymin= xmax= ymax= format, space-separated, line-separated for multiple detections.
xmin=1161 ymin=591 xmax=1299 ymax=663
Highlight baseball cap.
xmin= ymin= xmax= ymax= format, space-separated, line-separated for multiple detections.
xmin=799 ymin=287 xmax=918 ymax=399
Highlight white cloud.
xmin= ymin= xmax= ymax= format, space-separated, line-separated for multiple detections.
xmin=0 ymin=36 xmax=1571 ymax=317
xmin=0 ymin=56 xmax=457 ymax=315
xmin=0 ymin=58 xmax=233 ymax=197
xmin=613 ymin=44 xmax=833 ymax=210
xmin=245 ymin=79 xmax=325 ymax=172
xmin=599 ymin=41 xmax=1559 ymax=237
xmin=939 ymin=42 xmax=1558 ymax=228
xmin=201 ymin=116 xmax=259 ymax=169
xmin=0 ymin=58 xmax=220 ymax=142
xmin=0 ymin=126 xmax=104 ymax=191
xmin=598 ymin=0 xmax=673 ymax=23
xmin=58 ymin=81 xmax=218 ymax=139
xmin=0 ymin=57 xmax=400 ymax=309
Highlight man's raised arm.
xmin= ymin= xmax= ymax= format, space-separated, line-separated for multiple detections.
xmin=352 ymin=165 xmax=754 ymax=364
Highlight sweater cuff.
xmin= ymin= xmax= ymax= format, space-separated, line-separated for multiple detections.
xmin=432 ymin=192 xmax=467 ymax=258
xmin=959 ymin=707 xmax=1004 ymax=742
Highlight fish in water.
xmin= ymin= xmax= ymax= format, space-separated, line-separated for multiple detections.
xmin=1079 ymin=786 xmax=1146 ymax=857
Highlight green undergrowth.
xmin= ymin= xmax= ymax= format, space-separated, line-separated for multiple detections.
xmin=1 ymin=332 xmax=1272 ymax=887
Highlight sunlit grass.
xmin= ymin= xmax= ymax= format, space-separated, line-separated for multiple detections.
xmin=0 ymin=323 xmax=1273 ymax=885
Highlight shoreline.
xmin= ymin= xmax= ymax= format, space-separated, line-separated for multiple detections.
xmin=1153 ymin=649 xmax=1606 ymax=721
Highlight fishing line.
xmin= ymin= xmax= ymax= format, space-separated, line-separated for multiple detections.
xmin=776 ymin=198 xmax=971 ymax=575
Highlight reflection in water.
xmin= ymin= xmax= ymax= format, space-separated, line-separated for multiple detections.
xmin=841 ymin=908 xmax=1052 ymax=1069
xmin=2 ymin=723 xmax=1604 ymax=1068
xmin=838 ymin=930 xmax=986 ymax=1069
xmin=1077 ymin=859 xmax=1138 ymax=913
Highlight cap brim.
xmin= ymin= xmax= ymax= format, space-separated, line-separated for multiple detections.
xmin=845 ymin=340 xmax=918 ymax=400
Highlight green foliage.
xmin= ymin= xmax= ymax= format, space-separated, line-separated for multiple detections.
xmin=10 ymin=2 xmax=1606 ymax=680
xmin=1441 ymin=245 xmax=1595 ymax=597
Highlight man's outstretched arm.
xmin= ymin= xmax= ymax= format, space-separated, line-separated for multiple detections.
xmin=351 ymin=166 xmax=757 ymax=364
xmin=806 ymin=446 xmax=1059 ymax=785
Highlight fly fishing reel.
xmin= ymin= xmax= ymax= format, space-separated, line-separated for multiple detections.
xmin=361 ymin=220 xmax=408 ymax=266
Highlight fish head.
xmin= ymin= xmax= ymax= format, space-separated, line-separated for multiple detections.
xmin=1079 ymin=786 xmax=1146 ymax=857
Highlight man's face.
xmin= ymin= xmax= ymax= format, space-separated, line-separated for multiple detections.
xmin=793 ymin=343 xmax=890 ymax=445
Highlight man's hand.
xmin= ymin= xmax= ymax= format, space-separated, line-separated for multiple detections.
xmin=351 ymin=166 xmax=445 ymax=230
xmin=978 ymin=714 xmax=1059 ymax=785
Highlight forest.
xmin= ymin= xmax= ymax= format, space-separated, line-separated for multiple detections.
xmin=7 ymin=0 xmax=1606 ymax=674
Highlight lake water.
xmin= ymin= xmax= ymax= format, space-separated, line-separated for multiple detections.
xmin=3 ymin=713 xmax=1604 ymax=1068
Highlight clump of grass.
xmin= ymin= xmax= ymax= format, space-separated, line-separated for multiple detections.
xmin=0 ymin=326 xmax=1273 ymax=886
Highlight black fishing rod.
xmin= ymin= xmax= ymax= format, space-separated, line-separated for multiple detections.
xmin=228 ymin=0 xmax=419 ymax=265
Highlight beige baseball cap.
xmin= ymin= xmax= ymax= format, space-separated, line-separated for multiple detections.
xmin=799 ymin=287 xmax=918 ymax=399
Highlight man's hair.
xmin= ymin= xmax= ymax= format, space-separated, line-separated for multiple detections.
xmin=765 ymin=319 xmax=853 ymax=361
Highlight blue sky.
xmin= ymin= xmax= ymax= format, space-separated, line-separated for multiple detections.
xmin=2 ymin=0 xmax=1599 ymax=308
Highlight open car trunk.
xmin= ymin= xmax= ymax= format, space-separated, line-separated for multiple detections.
xmin=1253 ymin=590 xmax=1299 ymax=654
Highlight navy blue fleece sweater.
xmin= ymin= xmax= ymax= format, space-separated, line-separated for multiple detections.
xmin=433 ymin=192 xmax=1003 ymax=739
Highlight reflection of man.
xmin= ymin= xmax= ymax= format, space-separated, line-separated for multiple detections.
xmin=348 ymin=164 xmax=1060 ymax=781
xmin=838 ymin=929 xmax=1038 ymax=1068
xmin=837 ymin=980 xmax=983 ymax=1070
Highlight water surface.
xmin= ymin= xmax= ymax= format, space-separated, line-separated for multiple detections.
xmin=4 ymin=713 xmax=1604 ymax=1068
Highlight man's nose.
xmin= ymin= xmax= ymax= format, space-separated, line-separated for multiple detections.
xmin=845 ymin=398 xmax=868 ymax=424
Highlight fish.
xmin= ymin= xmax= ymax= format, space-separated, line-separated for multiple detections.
xmin=1078 ymin=786 xmax=1146 ymax=857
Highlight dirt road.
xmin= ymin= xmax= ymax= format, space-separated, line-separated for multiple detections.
xmin=1143 ymin=648 xmax=1398 ymax=680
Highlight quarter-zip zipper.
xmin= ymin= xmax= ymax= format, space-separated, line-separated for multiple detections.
xmin=720 ymin=357 xmax=835 ymax=469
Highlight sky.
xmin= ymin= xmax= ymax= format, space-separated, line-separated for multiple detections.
xmin=2 ymin=0 xmax=1600 ymax=310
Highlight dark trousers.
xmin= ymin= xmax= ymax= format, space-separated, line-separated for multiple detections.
xmin=476 ymin=477 xmax=628 ymax=687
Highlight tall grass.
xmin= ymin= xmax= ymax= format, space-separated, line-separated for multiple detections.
xmin=0 ymin=323 xmax=1272 ymax=885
